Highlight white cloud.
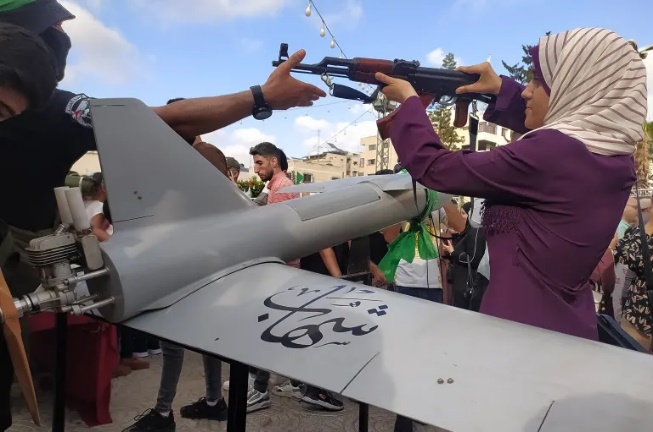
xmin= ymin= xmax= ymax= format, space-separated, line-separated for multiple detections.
xmin=130 ymin=0 xmax=293 ymax=25
xmin=644 ymin=54 xmax=653 ymax=121
xmin=426 ymin=48 xmax=463 ymax=68
xmin=240 ymin=38 xmax=263 ymax=52
xmin=59 ymin=1 xmax=144 ymax=86
xmin=294 ymin=114 xmax=378 ymax=155
xmin=319 ymin=0 xmax=363 ymax=29
xmin=201 ymin=127 xmax=277 ymax=168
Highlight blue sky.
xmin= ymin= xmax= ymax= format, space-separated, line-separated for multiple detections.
xmin=59 ymin=0 xmax=653 ymax=167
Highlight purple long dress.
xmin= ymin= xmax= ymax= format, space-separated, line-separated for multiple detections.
xmin=389 ymin=76 xmax=636 ymax=340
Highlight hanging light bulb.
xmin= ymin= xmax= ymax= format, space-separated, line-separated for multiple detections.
xmin=320 ymin=23 xmax=326 ymax=37
xmin=305 ymin=2 xmax=312 ymax=16
xmin=339 ymin=52 xmax=343 ymax=59
xmin=330 ymin=37 xmax=336 ymax=49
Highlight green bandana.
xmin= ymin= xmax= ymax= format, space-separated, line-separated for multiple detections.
xmin=0 ymin=0 xmax=36 ymax=12
xmin=378 ymin=188 xmax=439 ymax=282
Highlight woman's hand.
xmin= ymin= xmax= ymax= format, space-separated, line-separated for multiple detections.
xmin=375 ymin=72 xmax=419 ymax=104
xmin=442 ymin=242 xmax=454 ymax=255
xmin=455 ymin=62 xmax=503 ymax=96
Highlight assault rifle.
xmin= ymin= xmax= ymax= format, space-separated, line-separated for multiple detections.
xmin=271 ymin=43 xmax=495 ymax=139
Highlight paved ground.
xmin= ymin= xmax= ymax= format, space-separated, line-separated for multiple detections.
xmin=9 ymin=351 xmax=397 ymax=431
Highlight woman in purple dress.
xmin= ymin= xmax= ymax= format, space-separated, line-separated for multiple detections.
xmin=375 ymin=28 xmax=648 ymax=340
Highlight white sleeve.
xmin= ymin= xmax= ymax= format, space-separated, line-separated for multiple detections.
xmin=85 ymin=201 xmax=104 ymax=220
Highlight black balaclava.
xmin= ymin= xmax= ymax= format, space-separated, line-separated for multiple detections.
xmin=39 ymin=26 xmax=70 ymax=81
xmin=0 ymin=0 xmax=75 ymax=81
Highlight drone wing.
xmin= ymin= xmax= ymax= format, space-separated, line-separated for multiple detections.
xmin=116 ymin=262 xmax=653 ymax=432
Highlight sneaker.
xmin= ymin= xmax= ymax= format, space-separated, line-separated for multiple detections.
xmin=273 ymin=381 xmax=304 ymax=400
xmin=246 ymin=389 xmax=271 ymax=413
xmin=223 ymin=373 xmax=255 ymax=391
xmin=121 ymin=409 xmax=175 ymax=432
xmin=180 ymin=397 xmax=227 ymax=421
xmin=133 ymin=351 xmax=149 ymax=358
xmin=148 ymin=348 xmax=162 ymax=355
xmin=301 ymin=387 xmax=344 ymax=411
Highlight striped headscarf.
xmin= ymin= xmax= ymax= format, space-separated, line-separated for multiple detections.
xmin=521 ymin=28 xmax=648 ymax=156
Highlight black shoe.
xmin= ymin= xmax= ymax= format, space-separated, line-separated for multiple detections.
xmin=301 ymin=387 xmax=344 ymax=411
xmin=121 ymin=409 xmax=175 ymax=432
xmin=180 ymin=397 xmax=228 ymax=421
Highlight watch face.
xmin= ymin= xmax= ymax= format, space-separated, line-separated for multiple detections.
xmin=254 ymin=108 xmax=272 ymax=120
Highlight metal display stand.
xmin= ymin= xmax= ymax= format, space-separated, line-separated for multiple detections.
xmin=342 ymin=236 xmax=374 ymax=432
xmin=226 ymin=361 xmax=249 ymax=432
xmin=52 ymin=313 xmax=68 ymax=432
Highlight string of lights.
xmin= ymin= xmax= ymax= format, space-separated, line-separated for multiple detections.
xmin=304 ymin=0 xmax=374 ymax=94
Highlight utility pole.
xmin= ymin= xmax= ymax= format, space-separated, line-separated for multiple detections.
xmin=372 ymin=95 xmax=398 ymax=172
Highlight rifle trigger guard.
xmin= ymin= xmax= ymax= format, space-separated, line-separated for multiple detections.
xmin=321 ymin=73 xmax=333 ymax=90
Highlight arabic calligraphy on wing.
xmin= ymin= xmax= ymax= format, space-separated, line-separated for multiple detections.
xmin=258 ymin=285 xmax=389 ymax=349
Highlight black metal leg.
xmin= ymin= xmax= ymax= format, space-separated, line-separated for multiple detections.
xmin=52 ymin=313 xmax=68 ymax=432
xmin=227 ymin=361 xmax=248 ymax=432
xmin=359 ymin=402 xmax=369 ymax=432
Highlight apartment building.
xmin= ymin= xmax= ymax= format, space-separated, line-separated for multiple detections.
xmin=358 ymin=135 xmax=400 ymax=176
xmin=289 ymin=143 xmax=361 ymax=183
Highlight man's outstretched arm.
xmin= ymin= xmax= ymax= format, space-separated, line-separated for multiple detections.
xmin=151 ymin=49 xmax=326 ymax=138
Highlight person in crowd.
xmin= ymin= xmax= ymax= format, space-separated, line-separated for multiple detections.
xmin=615 ymin=204 xmax=653 ymax=353
xmin=122 ymin=142 xmax=232 ymax=432
xmin=609 ymin=197 xmax=651 ymax=250
xmin=442 ymin=202 xmax=488 ymax=311
xmin=375 ymin=27 xmax=646 ymax=340
xmin=0 ymin=20 xmax=59 ymax=432
xmin=226 ymin=157 xmax=241 ymax=184
xmin=242 ymin=143 xmax=300 ymax=412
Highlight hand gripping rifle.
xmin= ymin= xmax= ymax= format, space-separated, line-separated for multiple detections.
xmin=272 ymin=43 xmax=496 ymax=140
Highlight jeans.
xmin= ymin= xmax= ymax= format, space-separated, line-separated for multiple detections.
xmin=154 ymin=340 xmax=223 ymax=413
xmin=395 ymin=286 xmax=443 ymax=303
xmin=394 ymin=286 xmax=443 ymax=432
xmin=119 ymin=327 xmax=157 ymax=359
xmin=250 ymin=367 xmax=270 ymax=393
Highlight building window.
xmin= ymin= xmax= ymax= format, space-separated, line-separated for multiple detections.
xmin=303 ymin=173 xmax=313 ymax=183
xmin=360 ymin=158 xmax=364 ymax=166
xmin=367 ymin=159 xmax=375 ymax=166
xmin=368 ymin=144 xmax=376 ymax=151
xmin=479 ymin=122 xmax=497 ymax=135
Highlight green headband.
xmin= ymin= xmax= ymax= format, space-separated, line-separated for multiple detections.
xmin=0 ymin=0 xmax=37 ymax=12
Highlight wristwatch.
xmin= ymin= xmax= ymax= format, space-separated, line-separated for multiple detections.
xmin=250 ymin=85 xmax=272 ymax=120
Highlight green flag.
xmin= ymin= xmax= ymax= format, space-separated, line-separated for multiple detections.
xmin=295 ymin=172 xmax=304 ymax=184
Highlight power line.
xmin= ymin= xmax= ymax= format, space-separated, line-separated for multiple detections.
xmin=304 ymin=0 xmax=374 ymax=94
xmin=305 ymin=108 xmax=377 ymax=156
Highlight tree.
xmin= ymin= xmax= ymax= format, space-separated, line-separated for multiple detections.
xmin=428 ymin=53 xmax=466 ymax=150
xmin=501 ymin=31 xmax=551 ymax=85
